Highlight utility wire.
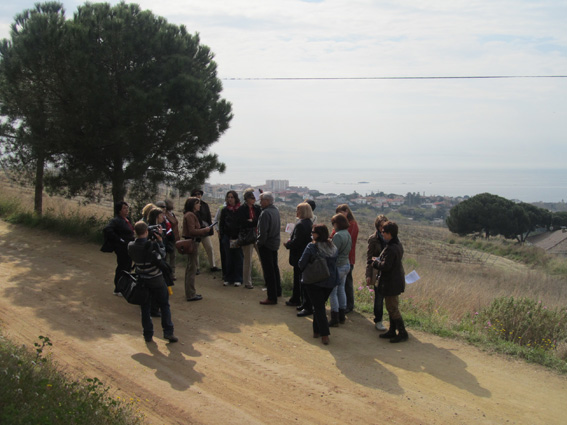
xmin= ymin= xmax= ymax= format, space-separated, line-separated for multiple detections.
xmin=222 ymin=75 xmax=567 ymax=81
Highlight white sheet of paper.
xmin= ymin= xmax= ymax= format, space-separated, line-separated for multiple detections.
xmin=285 ymin=223 xmax=295 ymax=233
xmin=405 ymin=270 xmax=420 ymax=284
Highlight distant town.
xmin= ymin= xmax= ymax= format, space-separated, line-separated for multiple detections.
xmin=202 ymin=179 xmax=471 ymax=224
xmin=201 ymin=179 xmax=566 ymax=224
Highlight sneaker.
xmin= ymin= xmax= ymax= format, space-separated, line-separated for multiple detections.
xmin=164 ymin=334 xmax=178 ymax=343
xmin=223 ymin=281 xmax=230 ymax=286
xmin=375 ymin=321 xmax=387 ymax=331
xmin=245 ymin=284 xmax=254 ymax=289
xmin=234 ymin=282 xmax=242 ymax=287
xmin=113 ymin=291 xmax=123 ymax=297
xmin=210 ymin=266 xmax=221 ymax=272
xmin=144 ymin=336 xmax=153 ymax=342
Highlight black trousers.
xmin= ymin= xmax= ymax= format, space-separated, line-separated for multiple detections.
xmin=305 ymin=285 xmax=333 ymax=337
xmin=258 ymin=246 xmax=281 ymax=302
xmin=114 ymin=246 xmax=132 ymax=292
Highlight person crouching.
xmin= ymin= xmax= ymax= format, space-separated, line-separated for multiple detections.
xmin=128 ymin=221 xmax=178 ymax=343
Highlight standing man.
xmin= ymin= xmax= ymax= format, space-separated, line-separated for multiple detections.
xmin=257 ymin=192 xmax=282 ymax=305
xmin=191 ymin=189 xmax=220 ymax=273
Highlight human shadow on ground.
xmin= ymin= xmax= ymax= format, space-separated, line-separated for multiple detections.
xmin=329 ymin=314 xmax=491 ymax=398
xmin=131 ymin=342 xmax=204 ymax=391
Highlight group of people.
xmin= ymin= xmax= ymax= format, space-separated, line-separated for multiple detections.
xmin=102 ymin=189 xmax=409 ymax=345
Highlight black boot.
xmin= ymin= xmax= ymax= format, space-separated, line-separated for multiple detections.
xmin=329 ymin=311 xmax=340 ymax=327
xmin=339 ymin=309 xmax=346 ymax=324
xmin=379 ymin=320 xmax=397 ymax=339
xmin=390 ymin=318 xmax=409 ymax=343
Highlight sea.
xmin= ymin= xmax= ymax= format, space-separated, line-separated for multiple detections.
xmin=304 ymin=168 xmax=567 ymax=203
xmin=214 ymin=168 xmax=567 ymax=203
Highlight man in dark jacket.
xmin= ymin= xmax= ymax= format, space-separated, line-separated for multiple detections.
xmin=257 ymin=192 xmax=282 ymax=305
xmin=101 ymin=201 xmax=135 ymax=295
xmin=372 ymin=221 xmax=408 ymax=343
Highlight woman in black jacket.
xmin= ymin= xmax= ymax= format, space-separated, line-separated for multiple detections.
xmin=284 ymin=202 xmax=314 ymax=316
xmin=219 ymin=190 xmax=243 ymax=286
xmin=372 ymin=221 xmax=408 ymax=343
xmin=235 ymin=189 xmax=261 ymax=289
xmin=101 ymin=201 xmax=135 ymax=295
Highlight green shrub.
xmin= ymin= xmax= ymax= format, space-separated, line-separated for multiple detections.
xmin=474 ymin=297 xmax=567 ymax=351
xmin=0 ymin=334 xmax=144 ymax=425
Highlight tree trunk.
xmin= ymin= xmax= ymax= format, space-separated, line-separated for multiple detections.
xmin=34 ymin=154 xmax=45 ymax=216
xmin=111 ymin=160 xmax=126 ymax=205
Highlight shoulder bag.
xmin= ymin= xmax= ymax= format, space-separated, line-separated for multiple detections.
xmin=176 ymin=238 xmax=196 ymax=255
xmin=117 ymin=271 xmax=149 ymax=305
xmin=301 ymin=245 xmax=330 ymax=284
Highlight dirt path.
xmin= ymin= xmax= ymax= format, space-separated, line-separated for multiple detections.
xmin=0 ymin=221 xmax=565 ymax=425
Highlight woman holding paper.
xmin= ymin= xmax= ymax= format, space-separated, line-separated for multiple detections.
xmin=284 ymin=202 xmax=314 ymax=314
xmin=366 ymin=215 xmax=388 ymax=331
xmin=372 ymin=221 xmax=408 ymax=343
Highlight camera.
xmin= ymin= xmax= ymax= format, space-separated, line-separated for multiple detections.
xmin=147 ymin=225 xmax=161 ymax=240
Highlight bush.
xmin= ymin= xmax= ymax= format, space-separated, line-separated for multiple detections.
xmin=474 ymin=297 xmax=567 ymax=352
xmin=0 ymin=334 xmax=144 ymax=425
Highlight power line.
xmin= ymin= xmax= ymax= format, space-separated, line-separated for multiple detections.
xmin=222 ymin=75 xmax=567 ymax=81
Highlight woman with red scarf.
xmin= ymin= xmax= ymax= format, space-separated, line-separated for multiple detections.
xmin=219 ymin=190 xmax=244 ymax=286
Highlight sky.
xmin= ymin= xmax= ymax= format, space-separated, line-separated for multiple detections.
xmin=1 ymin=0 xmax=566 ymax=201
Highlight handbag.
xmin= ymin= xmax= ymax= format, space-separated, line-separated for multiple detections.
xmin=301 ymin=246 xmax=330 ymax=284
xmin=176 ymin=239 xmax=195 ymax=255
xmin=237 ymin=227 xmax=256 ymax=246
xmin=117 ymin=271 xmax=149 ymax=305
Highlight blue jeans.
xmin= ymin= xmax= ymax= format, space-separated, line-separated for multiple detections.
xmin=141 ymin=283 xmax=174 ymax=339
xmin=329 ymin=264 xmax=350 ymax=312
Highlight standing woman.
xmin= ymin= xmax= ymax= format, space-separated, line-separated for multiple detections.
xmin=328 ymin=214 xmax=352 ymax=327
xmin=102 ymin=201 xmax=135 ymax=296
xmin=191 ymin=189 xmax=220 ymax=273
xmin=236 ymin=189 xmax=261 ymax=289
xmin=335 ymin=204 xmax=359 ymax=313
xmin=182 ymin=197 xmax=212 ymax=301
xmin=372 ymin=221 xmax=408 ymax=343
xmin=163 ymin=199 xmax=180 ymax=280
xmin=219 ymin=190 xmax=244 ymax=286
xmin=284 ymin=202 xmax=314 ymax=316
xmin=366 ymin=215 xmax=388 ymax=331
xmin=298 ymin=224 xmax=338 ymax=345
